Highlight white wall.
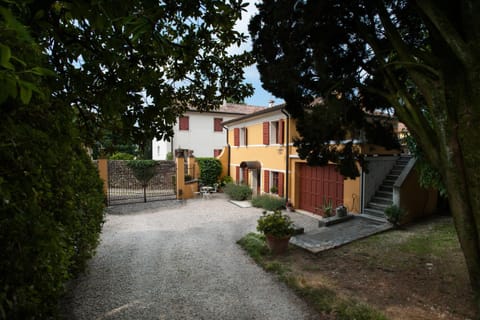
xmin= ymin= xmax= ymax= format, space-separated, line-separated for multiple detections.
xmin=152 ymin=139 xmax=171 ymax=160
xmin=152 ymin=112 xmax=238 ymax=159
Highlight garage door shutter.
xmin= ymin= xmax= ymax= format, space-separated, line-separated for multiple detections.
xmin=298 ymin=164 xmax=344 ymax=215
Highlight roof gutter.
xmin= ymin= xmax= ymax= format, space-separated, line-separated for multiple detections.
xmin=280 ymin=107 xmax=290 ymax=203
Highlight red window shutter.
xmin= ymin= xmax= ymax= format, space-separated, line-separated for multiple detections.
xmin=236 ymin=166 xmax=240 ymax=182
xmin=214 ymin=118 xmax=223 ymax=132
xmin=244 ymin=128 xmax=248 ymax=146
xmin=234 ymin=128 xmax=240 ymax=146
xmin=264 ymin=170 xmax=270 ymax=193
xmin=263 ymin=122 xmax=270 ymax=145
xmin=278 ymin=120 xmax=285 ymax=144
xmin=243 ymin=168 xmax=248 ymax=184
xmin=179 ymin=116 xmax=189 ymax=130
xmin=278 ymin=172 xmax=285 ymax=197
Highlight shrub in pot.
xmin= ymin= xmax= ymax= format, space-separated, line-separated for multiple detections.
xmin=257 ymin=210 xmax=295 ymax=254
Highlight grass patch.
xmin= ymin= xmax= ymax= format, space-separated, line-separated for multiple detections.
xmin=397 ymin=220 xmax=458 ymax=256
xmin=237 ymin=232 xmax=268 ymax=264
xmin=238 ymin=233 xmax=387 ymax=320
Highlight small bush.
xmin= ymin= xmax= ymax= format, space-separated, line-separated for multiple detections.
xmin=220 ymin=175 xmax=233 ymax=187
xmin=270 ymin=186 xmax=278 ymax=194
xmin=109 ymin=152 xmax=135 ymax=160
xmin=223 ymin=183 xmax=252 ymax=200
xmin=384 ymin=204 xmax=405 ymax=226
xmin=251 ymin=194 xmax=286 ymax=211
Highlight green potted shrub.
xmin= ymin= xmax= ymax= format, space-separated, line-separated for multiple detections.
xmin=257 ymin=210 xmax=295 ymax=254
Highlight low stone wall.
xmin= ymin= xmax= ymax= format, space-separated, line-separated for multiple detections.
xmin=107 ymin=160 xmax=176 ymax=189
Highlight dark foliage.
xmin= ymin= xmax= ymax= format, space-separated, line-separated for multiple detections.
xmin=0 ymin=102 xmax=105 ymax=319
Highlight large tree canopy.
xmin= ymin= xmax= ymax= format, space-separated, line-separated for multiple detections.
xmin=0 ymin=0 xmax=253 ymax=317
xmin=251 ymin=0 xmax=480 ymax=308
xmin=2 ymin=0 xmax=253 ymax=146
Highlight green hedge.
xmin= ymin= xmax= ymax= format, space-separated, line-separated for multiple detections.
xmin=0 ymin=102 xmax=105 ymax=318
xmin=196 ymin=158 xmax=222 ymax=186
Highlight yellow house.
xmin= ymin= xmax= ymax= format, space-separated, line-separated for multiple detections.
xmin=223 ymin=104 xmax=437 ymax=220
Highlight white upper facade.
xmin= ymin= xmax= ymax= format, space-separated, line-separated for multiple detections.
xmin=152 ymin=103 xmax=264 ymax=159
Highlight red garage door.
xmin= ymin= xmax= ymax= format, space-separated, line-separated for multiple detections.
xmin=298 ymin=163 xmax=344 ymax=215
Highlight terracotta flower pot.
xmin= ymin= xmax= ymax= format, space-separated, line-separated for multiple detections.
xmin=265 ymin=234 xmax=291 ymax=254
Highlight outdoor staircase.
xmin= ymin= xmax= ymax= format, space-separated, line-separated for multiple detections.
xmin=363 ymin=156 xmax=412 ymax=220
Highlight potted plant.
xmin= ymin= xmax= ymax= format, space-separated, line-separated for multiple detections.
xmin=322 ymin=198 xmax=333 ymax=217
xmin=257 ymin=210 xmax=295 ymax=254
xmin=285 ymin=199 xmax=295 ymax=212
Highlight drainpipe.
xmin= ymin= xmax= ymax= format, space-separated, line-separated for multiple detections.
xmin=281 ymin=108 xmax=290 ymax=202
xmin=223 ymin=125 xmax=231 ymax=176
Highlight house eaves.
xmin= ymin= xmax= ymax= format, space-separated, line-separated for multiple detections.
xmin=222 ymin=104 xmax=286 ymax=126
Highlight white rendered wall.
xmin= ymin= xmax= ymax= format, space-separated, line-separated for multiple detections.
xmin=152 ymin=112 xmax=238 ymax=159
xmin=152 ymin=138 xmax=171 ymax=160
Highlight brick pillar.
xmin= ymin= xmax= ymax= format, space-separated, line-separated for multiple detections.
xmin=187 ymin=155 xmax=197 ymax=179
xmin=97 ymin=159 xmax=108 ymax=196
xmin=176 ymin=153 xmax=185 ymax=200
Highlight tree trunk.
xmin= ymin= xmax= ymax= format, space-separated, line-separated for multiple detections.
xmin=446 ymin=172 xmax=480 ymax=309
xmin=444 ymin=90 xmax=480 ymax=311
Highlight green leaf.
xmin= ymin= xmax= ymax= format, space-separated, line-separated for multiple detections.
xmin=0 ymin=44 xmax=12 ymax=69
xmin=18 ymin=80 xmax=34 ymax=104
xmin=30 ymin=67 xmax=56 ymax=77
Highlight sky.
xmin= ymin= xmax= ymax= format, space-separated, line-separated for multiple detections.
xmin=232 ymin=1 xmax=284 ymax=108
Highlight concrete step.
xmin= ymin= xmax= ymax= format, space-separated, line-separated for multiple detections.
xmin=363 ymin=208 xmax=386 ymax=219
xmin=367 ymin=202 xmax=390 ymax=211
xmin=390 ymin=169 xmax=403 ymax=176
xmin=379 ymin=185 xmax=393 ymax=193
xmin=382 ymin=180 xmax=395 ymax=186
xmin=375 ymin=190 xmax=393 ymax=199
xmin=370 ymin=196 xmax=392 ymax=205
xmin=386 ymin=174 xmax=399 ymax=181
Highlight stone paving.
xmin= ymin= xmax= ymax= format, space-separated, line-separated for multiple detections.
xmin=288 ymin=212 xmax=393 ymax=253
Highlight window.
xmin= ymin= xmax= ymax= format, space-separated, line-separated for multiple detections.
xmin=214 ymin=118 xmax=223 ymax=132
xmin=267 ymin=171 xmax=284 ymax=196
xmin=240 ymin=127 xmax=248 ymax=146
xmin=270 ymin=120 xmax=284 ymax=144
xmin=179 ymin=116 xmax=189 ymax=131
xmin=271 ymin=172 xmax=279 ymax=193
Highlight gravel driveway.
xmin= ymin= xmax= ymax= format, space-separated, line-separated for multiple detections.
xmin=61 ymin=194 xmax=317 ymax=319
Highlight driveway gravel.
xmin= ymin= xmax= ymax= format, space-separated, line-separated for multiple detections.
xmin=61 ymin=194 xmax=318 ymax=319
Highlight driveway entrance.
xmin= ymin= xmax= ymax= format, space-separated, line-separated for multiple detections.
xmin=61 ymin=195 xmax=317 ymax=319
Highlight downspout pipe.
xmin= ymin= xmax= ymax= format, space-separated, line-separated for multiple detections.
xmin=223 ymin=125 xmax=231 ymax=177
xmin=280 ymin=108 xmax=290 ymax=202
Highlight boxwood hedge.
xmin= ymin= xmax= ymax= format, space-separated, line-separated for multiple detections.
xmin=0 ymin=101 xmax=105 ymax=318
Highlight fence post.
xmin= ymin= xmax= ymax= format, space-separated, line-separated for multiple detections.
xmin=97 ymin=158 xmax=109 ymax=196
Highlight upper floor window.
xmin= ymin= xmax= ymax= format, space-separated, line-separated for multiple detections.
xmin=214 ymin=118 xmax=223 ymax=132
xmin=234 ymin=127 xmax=248 ymax=146
xmin=240 ymin=127 xmax=248 ymax=146
xmin=263 ymin=120 xmax=284 ymax=145
xmin=179 ymin=116 xmax=189 ymax=131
